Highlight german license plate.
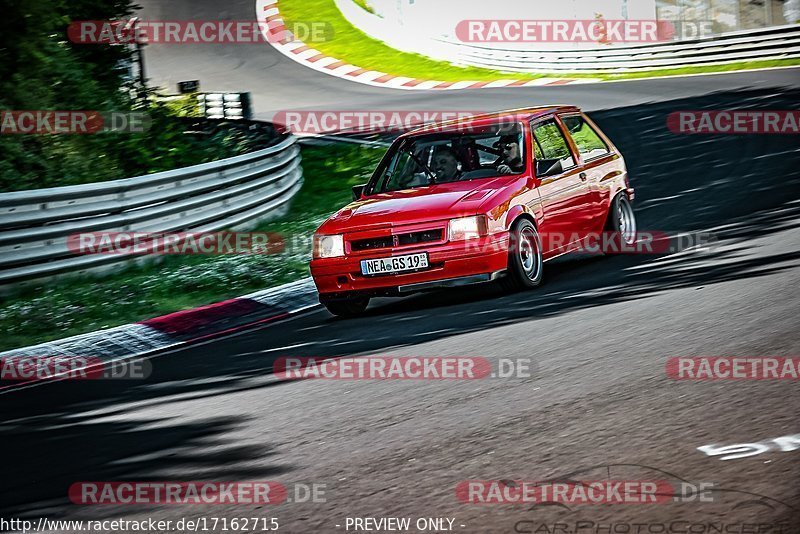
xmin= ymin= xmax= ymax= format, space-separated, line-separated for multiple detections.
xmin=360 ymin=253 xmax=429 ymax=276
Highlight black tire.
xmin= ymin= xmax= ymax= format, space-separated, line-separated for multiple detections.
xmin=606 ymin=194 xmax=637 ymax=247
xmin=500 ymin=219 xmax=543 ymax=292
xmin=323 ymin=298 xmax=370 ymax=317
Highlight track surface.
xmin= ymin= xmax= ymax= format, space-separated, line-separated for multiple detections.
xmin=136 ymin=0 xmax=800 ymax=115
xmin=2 ymin=0 xmax=799 ymax=531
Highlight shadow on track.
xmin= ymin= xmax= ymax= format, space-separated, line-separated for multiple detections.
xmin=1 ymin=87 xmax=798 ymax=517
xmin=0 ymin=412 xmax=290 ymax=516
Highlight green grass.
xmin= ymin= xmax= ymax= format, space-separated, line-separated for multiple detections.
xmin=279 ymin=0 xmax=547 ymax=82
xmin=278 ymin=0 xmax=800 ymax=82
xmin=351 ymin=0 xmax=375 ymax=14
xmin=0 ymin=143 xmax=384 ymax=352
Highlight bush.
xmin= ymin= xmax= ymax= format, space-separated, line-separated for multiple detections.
xmin=0 ymin=0 xmax=256 ymax=192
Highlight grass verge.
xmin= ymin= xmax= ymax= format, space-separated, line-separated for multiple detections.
xmin=277 ymin=0 xmax=800 ymax=82
xmin=0 ymin=143 xmax=384 ymax=352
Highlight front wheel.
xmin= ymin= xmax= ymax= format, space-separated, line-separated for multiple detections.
xmin=323 ymin=297 xmax=370 ymax=317
xmin=501 ymin=219 xmax=543 ymax=292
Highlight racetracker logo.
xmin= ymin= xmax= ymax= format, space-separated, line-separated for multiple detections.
xmin=0 ymin=111 xmax=149 ymax=134
xmin=666 ymin=357 xmax=800 ymax=380
xmin=273 ymin=357 xmax=535 ymax=380
xmin=456 ymin=480 xmax=682 ymax=504
xmin=67 ymin=232 xmax=285 ymax=255
xmin=272 ymin=110 xmax=511 ymax=135
xmin=68 ymin=20 xmax=333 ymax=44
xmin=667 ymin=111 xmax=800 ymax=134
xmin=455 ymin=20 xmax=676 ymax=43
xmin=477 ymin=231 xmax=715 ymax=256
xmin=536 ymin=231 xmax=664 ymax=255
xmin=69 ymin=482 xmax=287 ymax=505
xmin=0 ymin=356 xmax=151 ymax=381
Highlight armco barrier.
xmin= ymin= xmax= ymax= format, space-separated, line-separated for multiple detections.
xmin=335 ymin=0 xmax=800 ymax=73
xmin=440 ymin=25 xmax=800 ymax=73
xmin=0 ymin=133 xmax=303 ymax=287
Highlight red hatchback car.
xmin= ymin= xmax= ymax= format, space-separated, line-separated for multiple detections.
xmin=310 ymin=106 xmax=636 ymax=316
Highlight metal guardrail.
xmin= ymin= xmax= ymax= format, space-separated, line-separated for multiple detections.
xmin=335 ymin=0 xmax=800 ymax=73
xmin=436 ymin=24 xmax=800 ymax=72
xmin=0 ymin=133 xmax=303 ymax=287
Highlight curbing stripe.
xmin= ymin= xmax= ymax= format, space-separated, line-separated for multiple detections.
xmin=324 ymin=60 xmax=348 ymax=70
xmin=382 ymin=76 xmax=421 ymax=88
xmin=372 ymin=74 xmax=396 ymax=83
xmin=305 ymin=53 xmax=327 ymax=63
xmin=255 ymin=0 xmax=596 ymax=90
xmin=0 ymin=324 xmax=176 ymax=361
xmin=313 ymin=56 xmax=342 ymax=68
xmin=0 ymin=278 xmax=321 ymax=382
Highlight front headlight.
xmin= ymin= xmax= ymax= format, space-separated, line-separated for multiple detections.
xmin=313 ymin=234 xmax=345 ymax=259
xmin=448 ymin=215 xmax=488 ymax=241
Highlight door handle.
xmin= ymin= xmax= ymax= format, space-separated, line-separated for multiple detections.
xmin=579 ymin=172 xmax=587 ymax=181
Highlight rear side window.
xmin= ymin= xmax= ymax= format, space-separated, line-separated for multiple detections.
xmin=562 ymin=115 xmax=609 ymax=159
xmin=532 ymin=120 xmax=575 ymax=169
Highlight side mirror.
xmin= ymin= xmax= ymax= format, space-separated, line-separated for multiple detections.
xmin=352 ymin=184 xmax=366 ymax=200
xmin=535 ymin=159 xmax=563 ymax=177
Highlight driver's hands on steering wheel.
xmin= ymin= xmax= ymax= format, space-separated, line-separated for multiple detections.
xmin=497 ymin=164 xmax=513 ymax=175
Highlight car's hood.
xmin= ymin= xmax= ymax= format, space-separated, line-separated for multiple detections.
xmin=318 ymin=177 xmax=511 ymax=234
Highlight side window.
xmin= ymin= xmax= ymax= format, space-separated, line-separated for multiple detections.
xmin=532 ymin=120 xmax=575 ymax=169
xmin=562 ymin=115 xmax=609 ymax=160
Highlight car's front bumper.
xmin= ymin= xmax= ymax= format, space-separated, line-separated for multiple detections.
xmin=310 ymin=232 xmax=510 ymax=301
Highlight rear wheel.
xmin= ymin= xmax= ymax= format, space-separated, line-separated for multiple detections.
xmin=607 ymin=194 xmax=637 ymax=246
xmin=501 ymin=219 xmax=543 ymax=292
xmin=323 ymin=297 xmax=370 ymax=317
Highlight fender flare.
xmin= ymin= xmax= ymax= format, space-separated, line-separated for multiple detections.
xmin=506 ymin=204 xmax=540 ymax=231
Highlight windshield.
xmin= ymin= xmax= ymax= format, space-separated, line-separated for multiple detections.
xmin=368 ymin=122 xmax=526 ymax=194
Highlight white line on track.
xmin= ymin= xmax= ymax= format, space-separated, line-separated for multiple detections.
xmin=232 ymin=342 xmax=315 ymax=357
xmin=414 ymin=329 xmax=454 ymax=336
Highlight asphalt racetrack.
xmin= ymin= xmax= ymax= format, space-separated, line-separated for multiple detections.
xmin=1 ymin=0 xmax=798 ymax=531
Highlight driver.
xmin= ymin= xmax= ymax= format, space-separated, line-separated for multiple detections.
xmin=494 ymin=135 xmax=524 ymax=175
xmin=431 ymin=146 xmax=461 ymax=182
